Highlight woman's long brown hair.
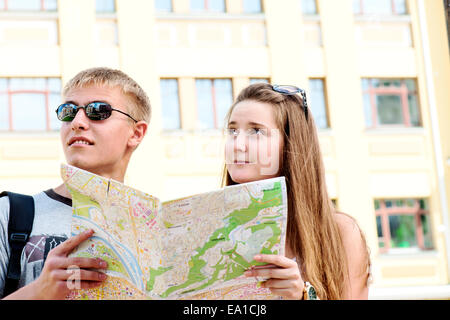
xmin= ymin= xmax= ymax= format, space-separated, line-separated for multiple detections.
xmin=221 ymin=83 xmax=370 ymax=299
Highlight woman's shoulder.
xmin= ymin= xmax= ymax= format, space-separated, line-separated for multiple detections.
xmin=333 ymin=212 xmax=372 ymax=296
xmin=333 ymin=212 xmax=360 ymax=234
xmin=333 ymin=212 xmax=368 ymax=258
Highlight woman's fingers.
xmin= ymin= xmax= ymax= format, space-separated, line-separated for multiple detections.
xmin=245 ymin=266 xmax=295 ymax=279
xmin=254 ymin=254 xmax=297 ymax=268
xmin=267 ymin=287 xmax=302 ymax=300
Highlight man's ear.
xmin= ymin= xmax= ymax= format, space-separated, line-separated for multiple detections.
xmin=128 ymin=121 xmax=148 ymax=150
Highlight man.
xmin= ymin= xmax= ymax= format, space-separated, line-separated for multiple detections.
xmin=0 ymin=67 xmax=150 ymax=299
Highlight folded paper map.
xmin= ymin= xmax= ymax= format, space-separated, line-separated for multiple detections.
xmin=61 ymin=164 xmax=287 ymax=300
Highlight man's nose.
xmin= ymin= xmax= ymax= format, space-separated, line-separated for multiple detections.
xmin=71 ymin=108 xmax=90 ymax=131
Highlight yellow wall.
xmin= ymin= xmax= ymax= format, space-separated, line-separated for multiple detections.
xmin=0 ymin=0 xmax=449 ymax=291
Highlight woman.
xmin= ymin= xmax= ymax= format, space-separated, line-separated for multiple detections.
xmin=222 ymin=83 xmax=371 ymax=300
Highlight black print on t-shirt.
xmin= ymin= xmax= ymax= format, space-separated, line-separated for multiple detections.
xmin=24 ymin=235 xmax=67 ymax=264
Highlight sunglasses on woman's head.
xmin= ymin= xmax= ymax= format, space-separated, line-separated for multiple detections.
xmin=272 ymin=85 xmax=308 ymax=121
xmin=55 ymin=102 xmax=138 ymax=123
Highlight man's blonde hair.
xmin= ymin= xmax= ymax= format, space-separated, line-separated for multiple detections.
xmin=63 ymin=67 xmax=151 ymax=123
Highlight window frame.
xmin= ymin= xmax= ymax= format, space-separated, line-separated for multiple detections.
xmin=353 ymin=0 xmax=408 ymax=15
xmin=95 ymin=0 xmax=116 ymax=14
xmin=362 ymin=78 xmax=421 ymax=129
xmin=308 ymin=78 xmax=330 ymax=129
xmin=154 ymin=0 xmax=173 ymax=13
xmin=0 ymin=0 xmax=57 ymax=11
xmin=375 ymin=199 xmax=433 ymax=254
xmin=301 ymin=0 xmax=319 ymax=15
xmin=190 ymin=0 xmax=226 ymax=13
xmin=242 ymin=0 xmax=263 ymax=14
xmin=0 ymin=77 xmax=61 ymax=132
xmin=160 ymin=78 xmax=182 ymax=131
xmin=195 ymin=78 xmax=233 ymax=130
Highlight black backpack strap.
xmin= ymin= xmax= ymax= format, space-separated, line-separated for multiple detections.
xmin=0 ymin=191 xmax=35 ymax=297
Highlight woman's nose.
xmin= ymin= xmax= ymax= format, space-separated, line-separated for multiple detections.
xmin=234 ymin=131 xmax=248 ymax=152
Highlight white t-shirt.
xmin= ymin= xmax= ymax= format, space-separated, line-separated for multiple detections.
xmin=0 ymin=189 xmax=72 ymax=297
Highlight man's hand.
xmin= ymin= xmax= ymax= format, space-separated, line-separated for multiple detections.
xmin=3 ymin=229 xmax=108 ymax=300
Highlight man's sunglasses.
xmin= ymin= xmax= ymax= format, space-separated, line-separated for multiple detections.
xmin=55 ymin=102 xmax=138 ymax=123
xmin=272 ymin=85 xmax=308 ymax=121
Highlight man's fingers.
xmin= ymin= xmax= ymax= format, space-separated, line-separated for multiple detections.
xmin=52 ymin=268 xmax=108 ymax=282
xmin=64 ymin=257 xmax=108 ymax=270
xmin=52 ymin=229 xmax=94 ymax=255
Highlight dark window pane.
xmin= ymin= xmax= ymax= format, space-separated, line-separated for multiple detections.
xmin=374 ymin=199 xmax=380 ymax=210
xmin=406 ymin=199 xmax=415 ymax=207
xmin=389 ymin=215 xmax=417 ymax=248
xmin=376 ymin=95 xmax=403 ymax=124
xmin=421 ymin=214 xmax=433 ymax=249
xmin=376 ymin=216 xmax=383 ymax=237
xmin=408 ymin=94 xmax=420 ymax=126
xmin=405 ymin=79 xmax=416 ymax=91
xmin=419 ymin=199 xmax=427 ymax=210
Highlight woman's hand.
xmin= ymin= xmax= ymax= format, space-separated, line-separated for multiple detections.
xmin=244 ymin=254 xmax=304 ymax=300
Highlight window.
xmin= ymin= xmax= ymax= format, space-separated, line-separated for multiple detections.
xmin=0 ymin=0 xmax=57 ymax=11
xmin=249 ymin=78 xmax=269 ymax=84
xmin=309 ymin=79 xmax=329 ymax=129
xmin=375 ymin=199 xmax=433 ymax=253
xmin=243 ymin=0 xmax=262 ymax=13
xmin=160 ymin=79 xmax=181 ymax=130
xmin=155 ymin=0 xmax=172 ymax=12
xmin=96 ymin=0 xmax=118 ymax=46
xmin=190 ymin=0 xmax=225 ymax=12
xmin=353 ymin=0 xmax=407 ymax=15
xmin=96 ymin=0 xmax=115 ymax=13
xmin=196 ymin=79 xmax=233 ymax=129
xmin=0 ymin=78 xmax=61 ymax=132
xmin=301 ymin=0 xmax=318 ymax=14
xmin=362 ymin=79 xmax=420 ymax=128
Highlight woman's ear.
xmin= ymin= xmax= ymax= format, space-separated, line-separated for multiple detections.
xmin=128 ymin=121 xmax=148 ymax=150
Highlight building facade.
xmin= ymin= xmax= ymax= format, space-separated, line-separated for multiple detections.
xmin=0 ymin=0 xmax=449 ymax=298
